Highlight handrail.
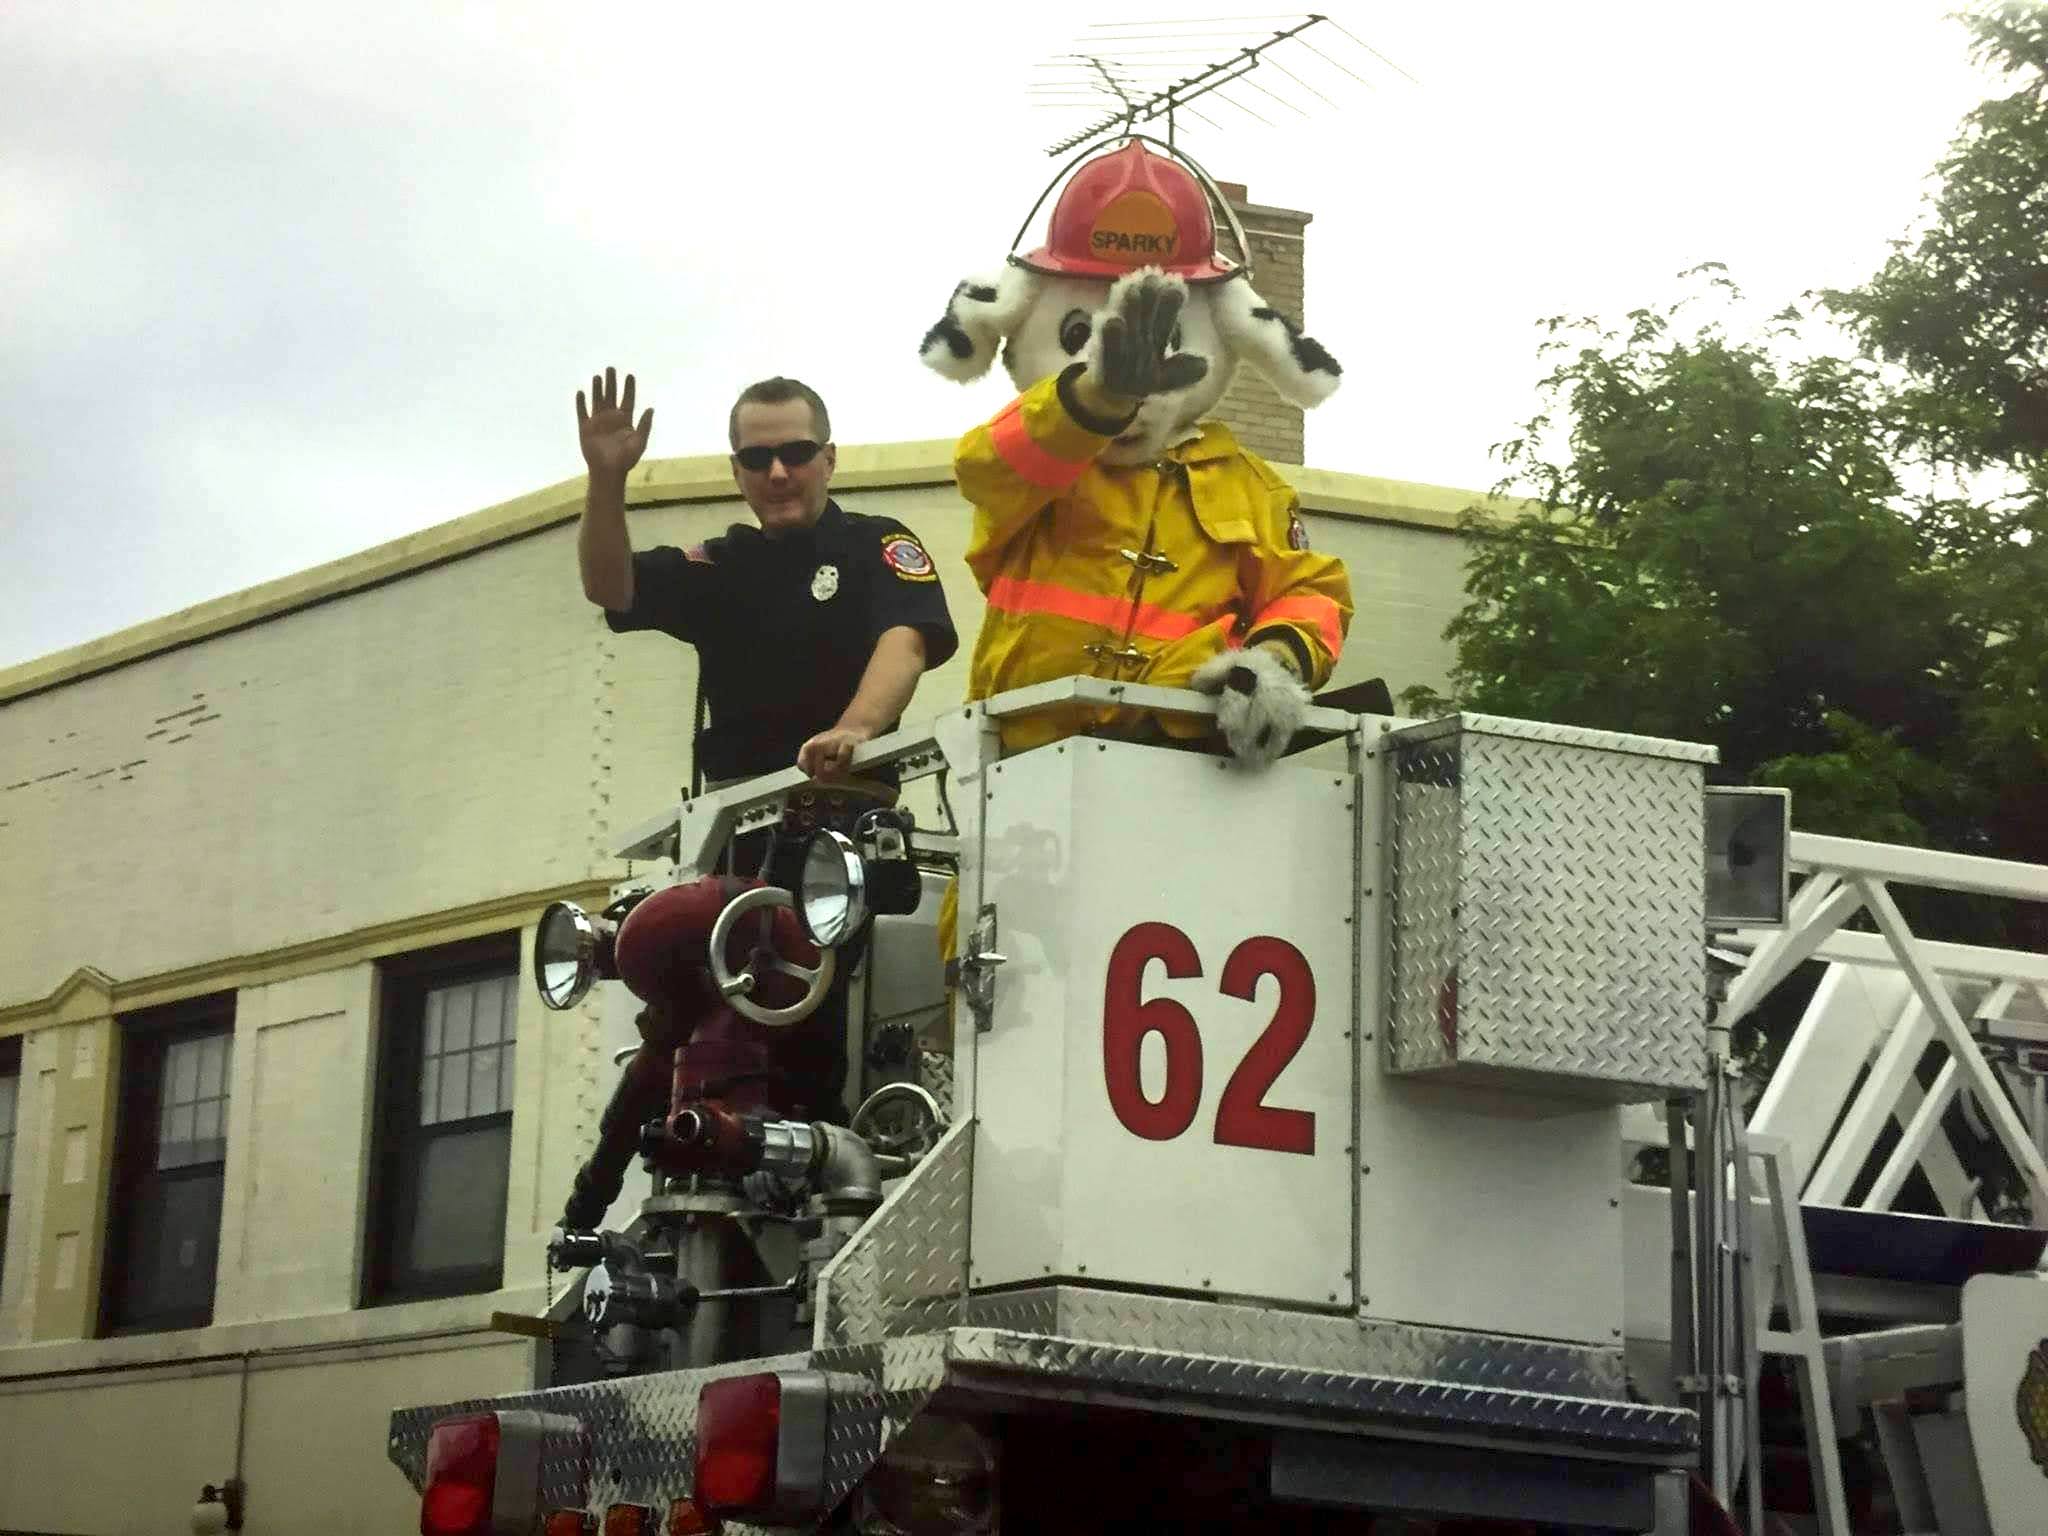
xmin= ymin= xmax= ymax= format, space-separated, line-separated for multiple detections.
xmin=611 ymin=676 xmax=1380 ymax=863
xmin=1790 ymin=832 xmax=2048 ymax=903
xmin=1736 ymin=835 xmax=2048 ymax=1237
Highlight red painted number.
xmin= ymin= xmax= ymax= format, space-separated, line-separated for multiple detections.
xmin=1215 ymin=936 xmax=1318 ymax=1155
xmin=1101 ymin=925 xmax=1317 ymax=1156
xmin=1101 ymin=922 xmax=1204 ymax=1140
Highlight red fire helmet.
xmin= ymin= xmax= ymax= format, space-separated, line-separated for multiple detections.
xmin=1016 ymin=140 xmax=1237 ymax=284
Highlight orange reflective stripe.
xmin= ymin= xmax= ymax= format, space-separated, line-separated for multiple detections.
xmin=989 ymin=400 xmax=1090 ymax=491
xmin=1252 ymin=594 xmax=1344 ymax=658
xmin=987 ymin=575 xmax=1206 ymax=642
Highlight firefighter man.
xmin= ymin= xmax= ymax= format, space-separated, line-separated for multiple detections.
xmin=571 ymin=369 xmax=958 ymax=1134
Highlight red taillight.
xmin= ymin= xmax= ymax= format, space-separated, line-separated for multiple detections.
xmin=602 ymin=1505 xmax=653 ymax=1536
xmin=693 ymin=1374 xmax=782 ymax=1512
xmin=666 ymin=1497 xmax=714 ymax=1535
xmin=544 ymin=1513 xmax=592 ymax=1536
xmin=421 ymin=1414 xmax=500 ymax=1536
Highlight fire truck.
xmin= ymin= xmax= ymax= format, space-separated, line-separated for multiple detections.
xmin=385 ymin=678 xmax=2048 ymax=1534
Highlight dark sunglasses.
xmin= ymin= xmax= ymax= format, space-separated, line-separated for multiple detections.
xmin=732 ymin=439 xmax=825 ymax=473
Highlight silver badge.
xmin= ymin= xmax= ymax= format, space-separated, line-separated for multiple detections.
xmin=811 ymin=563 xmax=840 ymax=602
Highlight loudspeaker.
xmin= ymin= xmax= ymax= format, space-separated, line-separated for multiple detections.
xmin=1705 ymin=787 xmax=1791 ymax=929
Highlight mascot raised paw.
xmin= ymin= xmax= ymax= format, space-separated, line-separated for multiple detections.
xmin=920 ymin=137 xmax=1354 ymax=764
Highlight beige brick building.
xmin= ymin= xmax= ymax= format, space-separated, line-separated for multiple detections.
xmin=0 ymin=268 xmax=1491 ymax=1531
xmin=1215 ymin=182 xmax=1317 ymax=466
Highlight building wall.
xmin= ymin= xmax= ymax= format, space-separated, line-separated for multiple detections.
xmin=0 ymin=524 xmax=608 ymax=1008
xmin=0 ymin=1334 xmax=527 ymax=1536
xmin=1214 ymin=187 xmax=1313 ymax=466
xmin=0 ymin=445 xmax=1486 ymax=1532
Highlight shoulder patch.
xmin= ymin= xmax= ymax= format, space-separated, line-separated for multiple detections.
xmin=880 ymin=531 xmax=938 ymax=581
xmin=684 ymin=543 xmax=713 ymax=565
xmin=1287 ymin=515 xmax=1310 ymax=551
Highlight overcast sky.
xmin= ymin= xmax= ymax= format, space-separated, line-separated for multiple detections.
xmin=0 ymin=1 xmax=2001 ymax=670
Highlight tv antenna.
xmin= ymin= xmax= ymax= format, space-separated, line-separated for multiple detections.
xmin=1031 ymin=13 xmax=1414 ymax=158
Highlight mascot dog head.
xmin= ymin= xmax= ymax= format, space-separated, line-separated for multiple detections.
xmin=919 ymin=139 xmax=1342 ymax=463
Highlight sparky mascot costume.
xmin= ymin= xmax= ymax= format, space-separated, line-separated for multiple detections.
xmin=919 ymin=137 xmax=1353 ymax=763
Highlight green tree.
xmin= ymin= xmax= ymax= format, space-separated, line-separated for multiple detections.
xmin=1409 ymin=276 xmax=1982 ymax=856
xmin=1827 ymin=1 xmax=2048 ymax=472
xmin=1823 ymin=0 xmax=2048 ymax=878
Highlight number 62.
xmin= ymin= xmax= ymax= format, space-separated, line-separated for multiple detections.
xmin=1100 ymin=922 xmax=1317 ymax=1156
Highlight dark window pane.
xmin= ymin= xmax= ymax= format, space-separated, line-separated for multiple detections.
xmin=368 ymin=936 xmax=517 ymax=1305
xmin=159 ymin=1102 xmax=198 ymax=1169
xmin=169 ymin=1039 xmax=201 ymax=1105
xmin=436 ymin=1048 xmax=469 ymax=1124
xmin=472 ymin=978 xmax=502 ymax=1047
xmin=442 ymin=985 xmax=474 ymax=1054
xmin=199 ymin=1035 xmax=227 ymax=1098
xmin=403 ymin=1124 xmax=510 ymax=1280
xmin=193 ymin=1098 xmax=224 ymax=1159
xmin=110 ymin=1169 xmax=223 ymax=1329
xmin=469 ymin=1046 xmax=499 ymax=1119
xmin=0 ymin=1070 xmax=16 ymax=1199
xmin=0 ymin=1041 xmax=17 ymax=1290
xmin=155 ymin=1034 xmax=232 ymax=1171
xmin=417 ymin=975 xmax=521 ymax=1127
xmin=104 ymin=1007 xmax=233 ymax=1333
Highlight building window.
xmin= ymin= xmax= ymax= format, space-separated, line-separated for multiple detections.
xmin=366 ymin=935 xmax=519 ymax=1305
xmin=0 ymin=1035 xmax=20 ymax=1298
xmin=102 ymin=997 xmax=235 ymax=1334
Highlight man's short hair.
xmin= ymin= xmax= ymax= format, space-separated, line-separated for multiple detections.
xmin=728 ymin=377 xmax=831 ymax=448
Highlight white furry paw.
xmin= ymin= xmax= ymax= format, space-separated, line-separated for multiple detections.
xmin=1190 ymin=646 xmax=1311 ymax=767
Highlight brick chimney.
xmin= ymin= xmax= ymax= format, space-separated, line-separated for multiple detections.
xmin=1211 ymin=180 xmax=1311 ymax=465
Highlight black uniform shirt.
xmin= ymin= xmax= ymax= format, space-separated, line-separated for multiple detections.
xmin=604 ymin=501 xmax=958 ymax=782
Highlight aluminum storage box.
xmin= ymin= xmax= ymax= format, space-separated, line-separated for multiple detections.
xmin=1383 ymin=714 xmax=1713 ymax=1100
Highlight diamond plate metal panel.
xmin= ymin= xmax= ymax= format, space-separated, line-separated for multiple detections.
xmin=1387 ymin=737 xmax=1461 ymax=1076
xmin=814 ymin=1338 xmax=953 ymax=1511
xmin=918 ymin=1047 xmax=954 ymax=1122
xmin=1392 ymin=712 xmax=1718 ymax=764
xmin=944 ymin=1329 xmax=1695 ymax=1453
xmin=388 ymin=1322 xmax=1688 ymax=1524
xmin=388 ymin=1340 xmax=953 ymax=1526
xmin=962 ymin=1285 xmax=1627 ymax=1399
xmin=1386 ymin=715 xmax=1709 ymax=1098
xmin=815 ymin=1118 xmax=972 ymax=1349
xmin=389 ymin=1349 xmax=811 ymax=1512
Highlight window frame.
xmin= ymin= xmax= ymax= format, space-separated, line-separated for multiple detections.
xmin=363 ymin=932 xmax=521 ymax=1307
xmin=99 ymin=994 xmax=236 ymax=1336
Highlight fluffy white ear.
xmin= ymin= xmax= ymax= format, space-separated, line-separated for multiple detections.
xmin=919 ymin=265 xmax=1041 ymax=382
xmin=1211 ymin=273 xmax=1343 ymax=409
